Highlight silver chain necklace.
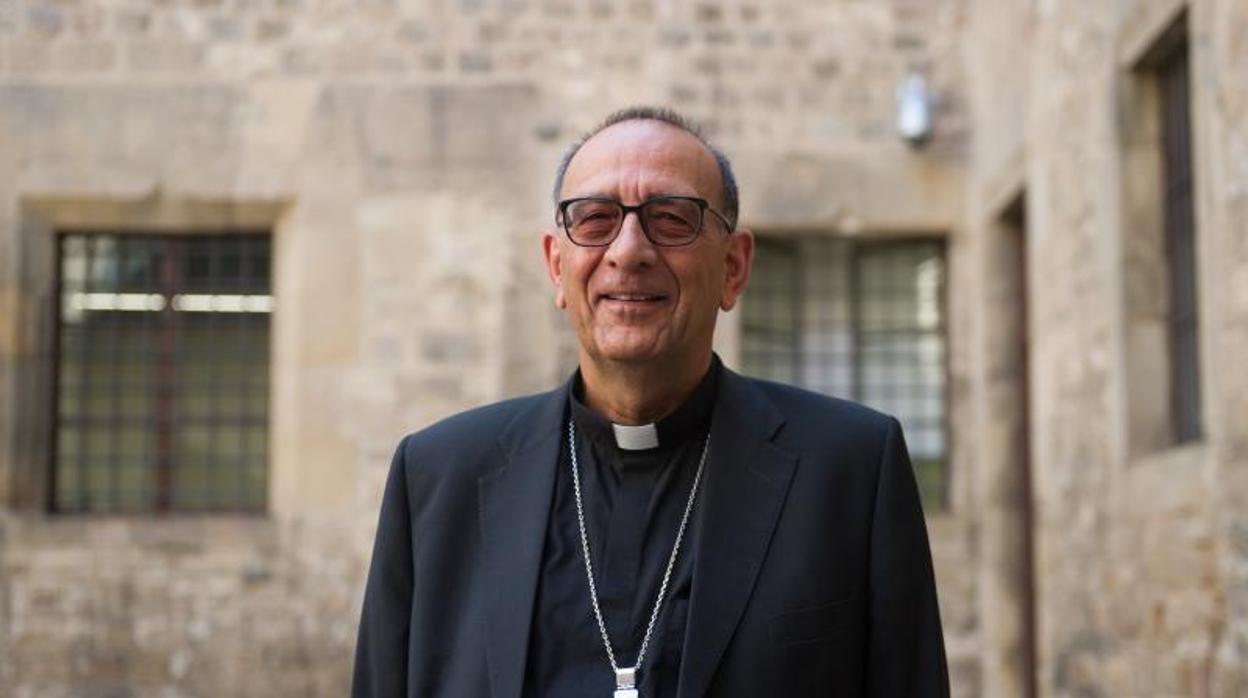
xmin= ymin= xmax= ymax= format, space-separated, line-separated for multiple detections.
xmin=567 ymin=420 xmax=710 ymax=698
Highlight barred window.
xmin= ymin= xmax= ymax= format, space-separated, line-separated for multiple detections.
xmin=1158 ymin=37 xmax=1202 ymax=443
xmin=742 ymin=238 xmax=947 ymax=510
xmin=53 ymin=233 xmax=272 ymax=513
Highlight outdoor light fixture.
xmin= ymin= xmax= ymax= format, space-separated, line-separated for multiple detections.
xmin=896 ymin=72 xmax=933 ymax=146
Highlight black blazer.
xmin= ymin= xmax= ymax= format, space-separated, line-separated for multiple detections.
xmin=353 ymin=368 xmax=949 ymax=697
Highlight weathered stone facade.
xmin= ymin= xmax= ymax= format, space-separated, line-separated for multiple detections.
xmin=961 ymin=0 xmax=1248 ymax=696
xmin=0 ymin=0 xmax=1243 ymax=696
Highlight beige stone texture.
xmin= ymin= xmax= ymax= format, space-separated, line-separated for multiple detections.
xmin=0 ymin=1 xmax=973 ymax=694
xmin=961 ymin=0 xmax=1248 ymax=696
xmin=0 ymin=0 xmax=1245 ymax=696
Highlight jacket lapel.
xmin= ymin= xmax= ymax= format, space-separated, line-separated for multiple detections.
xmin=478 ymin=388 xmax=565 ymax=698
xmin=678 ymin=370 xmax=798 ymax=698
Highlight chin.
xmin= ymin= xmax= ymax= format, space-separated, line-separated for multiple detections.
xmin=593 ymin=345 xmax=664 ymax=365
xmin=589 ymin=331 xmax=668 ymax=365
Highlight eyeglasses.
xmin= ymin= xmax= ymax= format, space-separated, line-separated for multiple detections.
xmin=556 ymin=195 xmax=735 ymax=247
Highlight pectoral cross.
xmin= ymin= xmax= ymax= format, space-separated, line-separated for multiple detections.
xmin=614 ymin=666 xmax=639 ymax=698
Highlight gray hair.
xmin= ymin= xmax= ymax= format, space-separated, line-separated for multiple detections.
xmin=552 ymin=106 xmax=739 ymax=229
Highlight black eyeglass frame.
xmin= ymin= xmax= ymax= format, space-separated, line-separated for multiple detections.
xmin=556 ymin=195 xmax=736 ymax=248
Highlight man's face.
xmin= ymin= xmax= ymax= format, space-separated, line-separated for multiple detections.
xmin=542 ymin=120 xmax=753 ymax=369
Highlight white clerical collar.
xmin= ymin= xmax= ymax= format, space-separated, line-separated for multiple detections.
xmin=611 ymin=422 xmax=660 ymax=451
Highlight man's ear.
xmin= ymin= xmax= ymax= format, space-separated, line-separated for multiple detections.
xmin=542 ymin=231 xmax=567 ymax=309
xmin=720 ymin=228 xmax=755 ymax=312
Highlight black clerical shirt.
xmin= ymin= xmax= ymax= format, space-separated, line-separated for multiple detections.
xmin=521 ymin=359 xmax=721 ymax=698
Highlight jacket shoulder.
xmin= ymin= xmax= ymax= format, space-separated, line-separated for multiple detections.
xmin=397 ymin=390 xmax=557 ymax=474
xmin=742 ymin=375 xmax=897 ymax=446
xmin=411 ymin=391 xmax=549 ymax=442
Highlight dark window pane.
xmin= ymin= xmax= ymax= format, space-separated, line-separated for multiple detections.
xmin=741 ymin=239 xmax=802 ymax=385
xmin=742 ymin=237 xmax=948 ymax=511
xmin=855 ymin=243 xmax=946 ymax=469
xmin=53 ymin=232 xmax=272 ymax=513
xmin=1159 ymin=43 xmax=1202 ymax=443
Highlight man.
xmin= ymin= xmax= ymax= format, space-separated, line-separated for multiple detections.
xmin=353 ymin=107 xmax=949 ymax=697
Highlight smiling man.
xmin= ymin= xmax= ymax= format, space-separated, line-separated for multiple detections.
xmin=353 ymin=107 xmax=949 ymax=698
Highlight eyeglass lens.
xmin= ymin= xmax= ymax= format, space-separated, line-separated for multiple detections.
xmin=564 ymin=198 xmax=703 ymax=246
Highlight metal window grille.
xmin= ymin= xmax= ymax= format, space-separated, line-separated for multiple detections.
xmin=854 ymin=242 xmax=947 ymax=506
xmin=52 ymin=233 xmax=272 ymax=513
xmin=741 ymin=239 xmax=801 ymax=385
xmin=742 ymin=238 xmax=948 ymax=509
xmin=1159 ymin=41 xmax=1202 ymax=443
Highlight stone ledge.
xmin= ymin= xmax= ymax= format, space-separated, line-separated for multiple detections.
xmin=0 ymin=511 xmax=279 ymax=553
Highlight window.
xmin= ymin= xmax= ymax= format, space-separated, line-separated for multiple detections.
xmin=1121 ymin=9 xmax=1203 ymax=453
xmin=743 ymin=237 xmax=948 ymax=509
xmin=52 ymin=233 xmax=272 ymax=513
xmin=1158 ymin=37 xmax=1201 ymax=443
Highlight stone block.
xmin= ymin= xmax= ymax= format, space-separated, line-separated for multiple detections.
xmin=659 ymin=26 xmax=691 ymax=49
xmin=705 ymin=28 xmax=735 ymax=46
xmin=1 ymin=84 xmax=244 ymax=195
xmin=52 ymin=41 xmax=116 ymax=73
xmin=419 ymin=49 xmax=446 ymax=72
xmin=459 ymin=49 xmax=492 ymax=72
xmin=26 ymin=5 xmax=65 ymax=39
xmin=669 ymin=82 xmax=699 ymax=105
xmin=113 ymin=8 xmax=152 ymax=37
xmin=748 ymin=29 xmax=775 ymax=48
xmin=421 ymin=332 xmax=482 ymax=363
xmin=477 ymin=18 xmax=507 ymax=42
xmin=281 ymin=45 xmax=324 ymax=74
xmin=588 ymin=1 xmax=613 ymax=20
xmin=256 ymin=17 xmax=289 ymax=41
xmin=695 ymin=2 xmax=722 ymax=23
xmin=395 ymin=18 xmax=427 ymax=43
xmin=0 ymin=4 xmax=17 ymax=38
xmin=207 ymin=15 xmax=244 ymax=41
xmin=124 ymin=40 xmax=205 ymax=73
xmin=7 ymin=41 xmax=52 ymax=74
xmin=499 ymin=46 xmax=539 ymax=73
xmin=540 ymin=0 xmax=574 ymax=19
xmin=693 ymin=53 xmax=720 ymax=76
xmin=627 ymin=0 xmax=654 ymax=21
xmin=499 ymin=0 xmax=529 ymax=17
xmin=66 ymin=5 xmax=107 ymax=39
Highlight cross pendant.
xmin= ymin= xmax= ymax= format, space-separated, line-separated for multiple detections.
xmin=614 ymin=666 xmax=638 ymax=698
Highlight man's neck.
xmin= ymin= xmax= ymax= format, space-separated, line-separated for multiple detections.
xmin=579 ymin=352 xmax=713 ymax=425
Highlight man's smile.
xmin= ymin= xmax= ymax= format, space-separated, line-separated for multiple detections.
xmin=597 ymin=295 xmax=671 ymax=319
xmin=599 ymin=292 xmax=668 ymax=303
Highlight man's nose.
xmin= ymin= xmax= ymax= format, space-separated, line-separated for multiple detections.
xmin=604 ymin=210 xmax=658 ymax=268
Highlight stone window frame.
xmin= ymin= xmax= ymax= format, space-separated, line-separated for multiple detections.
xmin=1117 ymin=2 xmax=1209 ymax=457
xmin=4 ymin=197 xmax=286 ymax=517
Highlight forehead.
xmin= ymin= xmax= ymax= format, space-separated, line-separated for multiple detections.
xmin=560 ymin=120 xmax=721 ymax=201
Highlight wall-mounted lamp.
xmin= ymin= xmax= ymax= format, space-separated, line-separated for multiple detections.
xmin=896 ymin=73 xmax=933 ymax=147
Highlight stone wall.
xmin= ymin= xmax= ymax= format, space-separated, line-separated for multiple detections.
xmin=6 ymin=0 xmax=1246 ymax=695
xmin=0 ymin=1 xmax=977 ymax=696
xmin=961 ymin=0 xmax=1248 ymax=695
xmin=0 ymin=80 xmax=545 ymax=696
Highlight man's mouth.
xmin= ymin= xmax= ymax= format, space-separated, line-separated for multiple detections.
xmin=601 ymin=293 xmax=667 ymax=302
